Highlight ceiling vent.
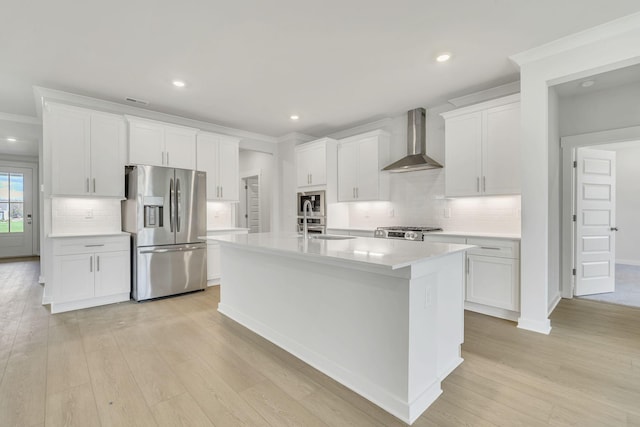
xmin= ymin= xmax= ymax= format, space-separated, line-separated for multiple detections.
xmin=125 ymin=97 xmax=149 ymax=106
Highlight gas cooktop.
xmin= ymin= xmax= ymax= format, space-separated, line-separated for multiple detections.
xmin=374 ymin=226 xmax=443 ymax=241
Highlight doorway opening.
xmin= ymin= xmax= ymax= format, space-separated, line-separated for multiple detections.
xmin=240 ymin=174 xmax=261 ymax=233
xmin=561 ymin=134 xmax=640 ymax=309
xmin=0 ymin=165 xmax=34 ymax=258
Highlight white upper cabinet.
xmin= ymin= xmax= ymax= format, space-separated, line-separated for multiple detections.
xmin=296 ymin=138 xmax=334 ymax=188
xmin=127 ymin=116 xmax=197 ymax=170
xmin=46 ymin=103 xmax=125 ymax=198
xmin=337 ymin=130 xmax=390 ymax=202
xmin=196 ymin=132 xmax=240 ymax=201
xmin=441 ymin=94 xmax=520 ymax=197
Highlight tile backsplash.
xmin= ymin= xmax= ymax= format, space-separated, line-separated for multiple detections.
xmin=52 ymin=198 xmax=122 ymax=234
xmin=207 ymin=202 xmax=235 ymax=228
xmin=345 ymin=169 xmax=521 ymax=234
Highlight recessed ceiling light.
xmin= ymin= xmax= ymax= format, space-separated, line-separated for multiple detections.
xmin=580 ymin=80 xmax=595 ymax=88
xmin=6 ymin=137 xmax=17 ymax=142
xmin=172 ymin=80 xmax=186 ymax=88
xmin=436 ymin=53 xmax=451 ymax=63
xmin=290 ymin=115 xmax=300 ymax=121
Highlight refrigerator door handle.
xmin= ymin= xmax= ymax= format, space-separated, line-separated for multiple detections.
xmin=140 ymin=246 xmax=205 ymax=254
xmin=169 ymin=178 xmax=174 ymax=232
xmin=176 ymin=178 xmax=181 ymax=232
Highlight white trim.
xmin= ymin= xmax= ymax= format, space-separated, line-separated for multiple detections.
xmin=517 ymin=317 xmax=552 ymax=335
xmin=440 ymin=93 xmax=520 ymax=119
xmin=0 ymin=112 xmax=41 ymax=125
xmin=464 ymin=302 xmax=519 ymax=322
xmin=50 ymin=293 xmax=130 ymax=314
xmin=327 ymin=117 xmax=395 ymax=140
xmin=560 ymin=127 xmax=640 ymax=299
xmin=510 ymin=12 xmax=640 ymax=66
xmin=447 ymin=81 xmax=520 ymax=108
xmin=33 ymin=86 xmax=278 ymax=143
xmin=548 ymin=292 xmax=562 ymax=316
xmin=617 ymin=259 xmax=640 ymax=267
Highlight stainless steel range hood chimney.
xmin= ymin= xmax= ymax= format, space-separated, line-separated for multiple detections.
xmin=382 ymin=108 xmax=443 ymax=172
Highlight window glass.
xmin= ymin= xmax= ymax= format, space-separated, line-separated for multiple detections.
xmin=9 ymin=203 xmax=23 ymax=233
xmin=0 ymin=174 xmax=8 ymax=202
xmin=10 ymin=174 xmax=23 ymax=202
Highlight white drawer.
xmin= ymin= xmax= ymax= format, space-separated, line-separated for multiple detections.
xmin=466 ymin=238 xmax=519 ymax=259
xmin=423 ymin=235 xmax=466 ymax=244
xmin=52 ymin=235 xmax=130 ymax=255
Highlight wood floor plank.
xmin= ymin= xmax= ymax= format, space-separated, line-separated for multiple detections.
xmin=151 ymin=392 xmax=214 ymax=427
xmin=299 ymin=386 xmax=388 ymax=427
xmin=240 ymin=379 xmax=330 ymax=427
xmin=45 ymin=382 xmax=101 ymax=427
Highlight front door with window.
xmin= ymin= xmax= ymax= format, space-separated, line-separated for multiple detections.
xmin=0 ymin=166 xmax=33 ymax=258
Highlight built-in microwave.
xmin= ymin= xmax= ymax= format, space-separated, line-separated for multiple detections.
xmin=297 ymin=190 xmax=325 ymax=217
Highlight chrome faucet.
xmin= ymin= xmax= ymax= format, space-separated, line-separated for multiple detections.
xmin=303 ymin=199 xmax=313 ymax=240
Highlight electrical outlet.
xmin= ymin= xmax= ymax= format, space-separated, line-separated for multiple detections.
xmin=444 ymin=208 xmax=451 ymax=218
xmin=388 ymin=208 xmax=395 ymax=217
xmin=85 ymin=209 xmax=93 ymax=219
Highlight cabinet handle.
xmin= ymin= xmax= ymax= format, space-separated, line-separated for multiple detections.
xmin=476 ymin=177 xmax=480 ymax=193
xmin=86 ymin=178 xmax=90 ymax=193
xmin=480 ymin=246 xmax=501 ymax=250
xmin=466 ymin=257 xmax=469 ymax=275
xmin=162 ymin=151 xmax=165 ymax=165
xmin=93 ymin=178 xmax=96 ymax=193
xmin=221 ymin=186 xmax=223 ymax=198
xmin=97 ymin=255 xmax=100 ymax=272
xmin=84 ymin=244 xmax=105 ymax=247
xmin=166 ymin=152 xmax=170 ymax=165
xmin=482 ymin=176 xmax=486 ymax=192
xmin=356 ymin=187 xmax=359 ymax=199
xmin=89 ymin=255 xmax=93 ymax=273
xmin=310 ymin=173 xmax=312 ymax=184
xmin=353 ymin=187 xmax=355 ymax=198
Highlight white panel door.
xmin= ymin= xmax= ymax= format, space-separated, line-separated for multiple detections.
xmin=218 ymin=139 xmax=239 ymax=201
xmin=483 ymin=103 xmax=521 ymax=195
xmin=575 ymin=148 xmax=616 ymax=296
xmin=337 ymin=142 xmax=358 ymax=201
xmin=50 ymin=106 xmax=91 ymax=195
xmin=164 ymin=126 xmax=196 ymax=170
xmin=90 ymin=113 xmax=125 ymax=197
xmin=94 ymin=251 xmax=130 ymax=297
xmin=129 ymin=121 xmax=165 ymax=166
xmin=56 ymin=254 xmax=95 ymax=302
xmin=445 ymin=112 xmax=483 ymax=196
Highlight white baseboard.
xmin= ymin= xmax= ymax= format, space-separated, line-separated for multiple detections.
xmin=617 ymin=259 xmax=640 ymax=267
xmin=464 ymin=301 xmax=519 ymax=322
xmin=517 ymin=316 xmax=552 ymax=335
xmin=548 ymin=292 xmax=562 ymax=316
xmin=51 ymin=293 xmax=130 ymax=314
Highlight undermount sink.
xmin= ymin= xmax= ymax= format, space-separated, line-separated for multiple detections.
xmin=309 ymin=235 xmax=356 ymax=241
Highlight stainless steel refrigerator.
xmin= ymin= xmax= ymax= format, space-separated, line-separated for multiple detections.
xmin=122 ymin=165 xmax=207 ymax=301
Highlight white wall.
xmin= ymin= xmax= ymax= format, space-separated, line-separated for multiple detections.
xmin=547 ymin=88 xmax=561 ymax=311
xmin=615 ymin=145 xmax=640 ymax=265
xmin=238 ymin=150 xmax=273 ymax=232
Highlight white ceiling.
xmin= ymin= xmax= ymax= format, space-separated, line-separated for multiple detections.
xmin=554 ymin=63 xmax=640 ymax=98
xmin=2 ymin=0 xmax=640 ymax=143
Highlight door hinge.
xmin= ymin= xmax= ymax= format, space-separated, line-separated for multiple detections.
xmin=573 ymin=160 xmax=577 ymax=168
xmin=572 ymin=268 xmax=576 ymax=276
xmin=572 ymin=214 xmax=576 ymax=222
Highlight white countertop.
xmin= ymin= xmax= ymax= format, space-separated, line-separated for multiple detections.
xmin=207 ymin=232 xmax=472 ymax=270
xmin=326 ymin=227 xmax=375 ymax=232
xmin=207 ymin=227 xmax=250 ymax=233
xmin=428 ymin=230 xmax=521 ymax=240
xmin=48 ymin=231 xmax=131 ymax=238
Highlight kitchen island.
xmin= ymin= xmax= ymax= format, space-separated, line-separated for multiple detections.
xmin=207 ymin=233 xmax=471 ymax=425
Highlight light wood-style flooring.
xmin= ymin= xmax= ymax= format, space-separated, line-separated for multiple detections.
xmin=1 ymin=258 xmax=640 ymax=426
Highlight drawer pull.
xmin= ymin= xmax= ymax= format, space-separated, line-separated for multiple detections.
xmin=84 ymin=244 xmax=105 ymax=247
xmin=480 ymin=246 xmax=501 ymax=250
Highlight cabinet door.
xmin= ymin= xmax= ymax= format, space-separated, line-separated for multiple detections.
xmin=483 ymin=102 xmax=521 ymax=195
xmin=467 ymin=255 xmax=519 ymax=311
xmin=296 ymin=148 xmax=312 ymax=187
xmin=445 ymin=112 xmax=482 ymax=197
xmin=129 ymin=120 xmax=165 ymax=166
xmin=218 ymin=138 xmax=239 ymax=201
xmin=354 ymin=137 xmax=380 ymax=201
xmin=94 ymin=251 xmax=130 ymax=297
xmin=307 ymin=144 xmax=326 ymax=186
xmin=337 ymin=142 xmax=359 ymax=201
xmin=165 ymin=126 xmax=197 ymax=170
xmin=196 ymin=133 xmax=220 ymax=200
xmin=55 ymin=254 xmax=95 ymax=302
xmin=90 ymin=113 xmax=125 ymax=197
xmin=207 ymin=243 xmax=221 ymax=281
xmin=49 ymin=106 xmax=91 ymax=196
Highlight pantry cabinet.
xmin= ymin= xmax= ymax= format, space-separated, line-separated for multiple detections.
xmin=46 ymin=103 xmax=125 ymax=198
xmin=127 ymin=116 xmax=197 ymax=169
xmin=295 ymin=138 xmax=337 ymax=188
xmin=51 ymin=235 xmax=130 ymax=314
xmin=337 ymin=130 xmax=390 ymax=202
xmin=441 ymin=94 xmax=520 ymax=197
xmin=423 ymin=234 xmax=520 ymax=321
xmin=196 ymin=132 xmax=240 ymax=201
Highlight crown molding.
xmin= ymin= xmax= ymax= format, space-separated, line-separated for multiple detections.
xmin=33 ymin=86 xmax=278 ymax=143
xmin=510 ymin=12 xmax=640 ymax=67
xmin=277 ymin=132 xmax=316 ymax=145
xmin=0 ymin=112 xmax=41 ymax=126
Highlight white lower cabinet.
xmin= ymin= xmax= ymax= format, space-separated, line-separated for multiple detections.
xmin=206 ymin=229 xmax=249 ymax=284
xmin=51 ymin=235 xmax=130 ymax=313
xmin=423 ymin=234 xmax=520 ymax=321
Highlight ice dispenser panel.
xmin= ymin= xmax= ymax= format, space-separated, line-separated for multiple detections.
xmin=143 ymin=196 xmax=164 ymax=228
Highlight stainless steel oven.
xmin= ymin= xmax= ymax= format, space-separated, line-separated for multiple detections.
xmin=297 ymin=191 xmax=325 ymax=217
xmin=297 ymin=216 xmax=326 ymax=234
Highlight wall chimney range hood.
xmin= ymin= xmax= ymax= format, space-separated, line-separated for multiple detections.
xmin=382 ymin=108 xmax=443 ymax=172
